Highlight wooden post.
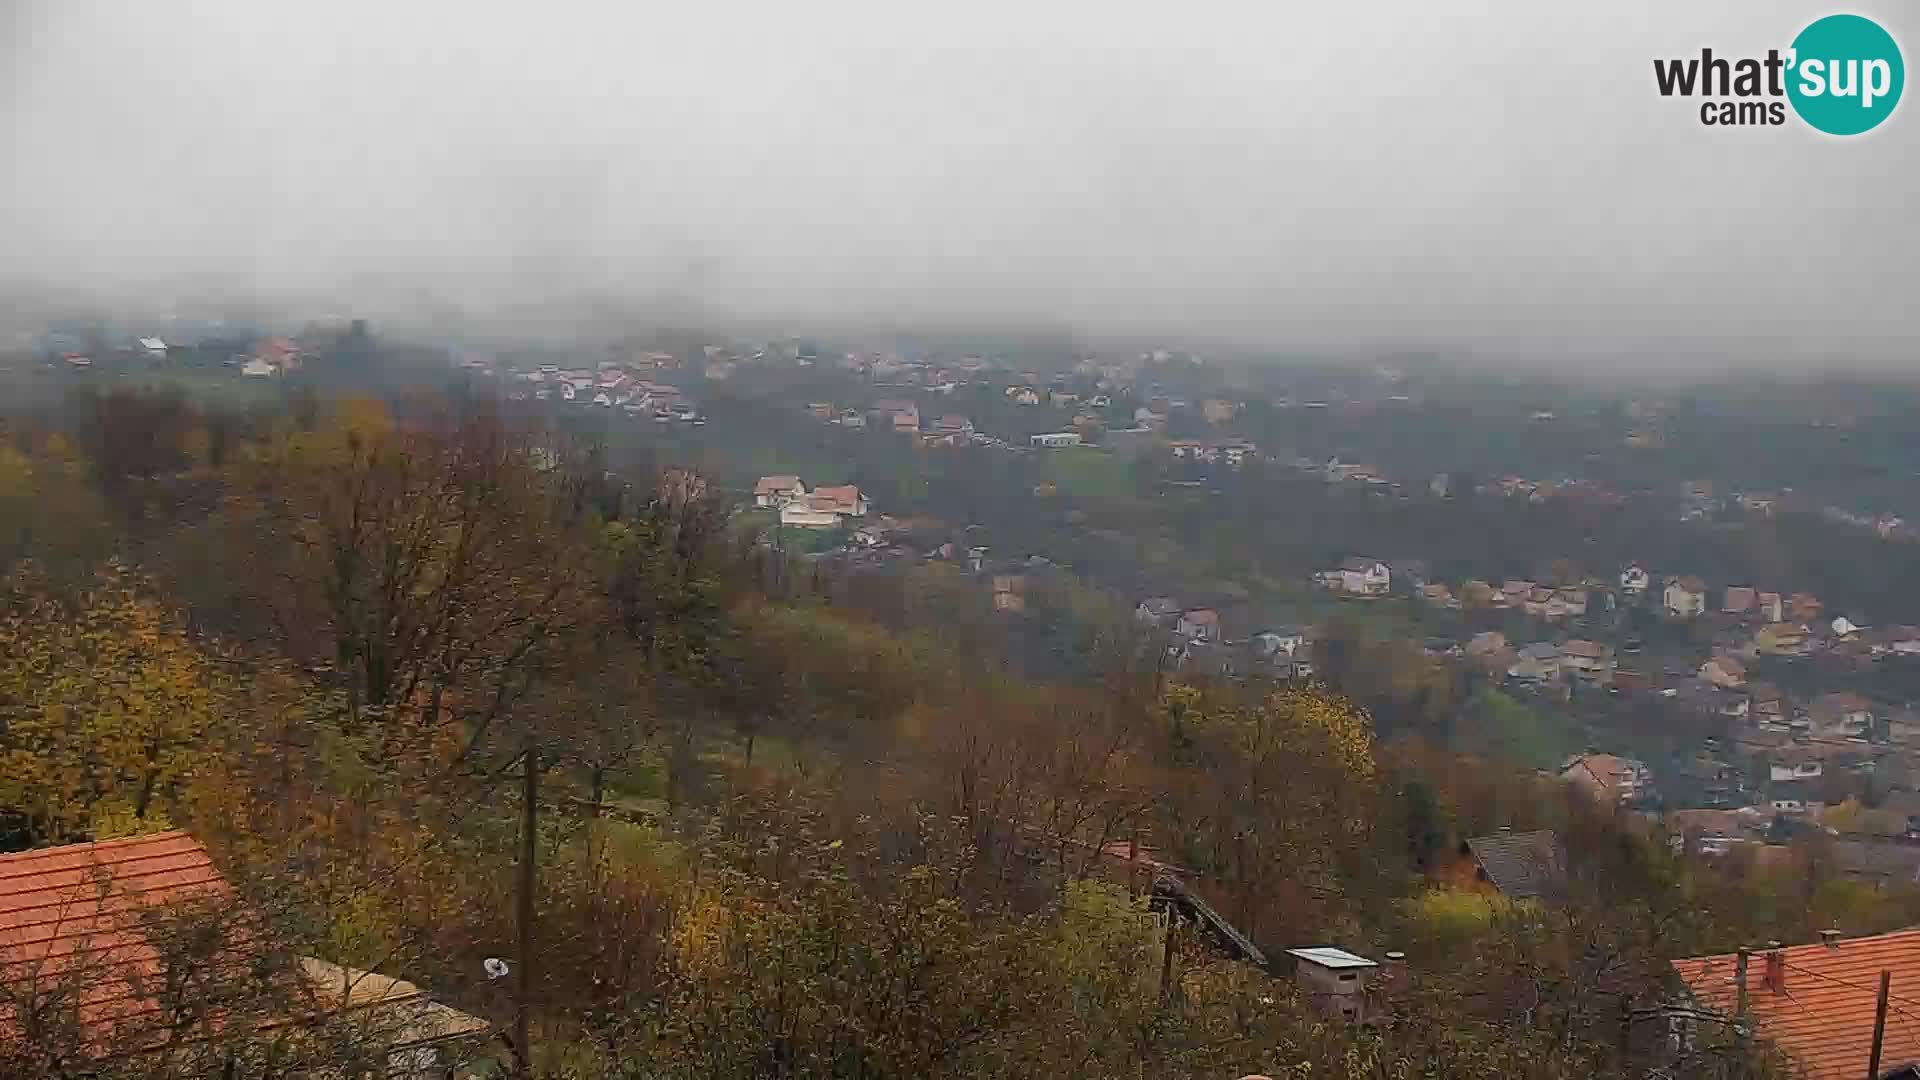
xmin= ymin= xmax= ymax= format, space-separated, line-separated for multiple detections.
xmin=1735 ymin=948 xmax=1750 ymax=1023
xmin=1869 ymin=970 xmax=1891 ymax=1080
xmin=514 ymin=739 xmax=538 ymax=1079
xmin=1128 ymin=826 xmax=1142 ymax=895
xmin=1617 ymin=993 xmax=1632 ymax=1068
xmin=1159 ymin=916 xmax=1179 ymax=1004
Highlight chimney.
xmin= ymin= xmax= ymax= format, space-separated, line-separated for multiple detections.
xmin=1763 ymin=942 xmax=1786 ymax=994
xmin=1820 ymin=929 xmax=1842 ymax=949
xmin=1379 ymin=951 xmax=1411 ymax=997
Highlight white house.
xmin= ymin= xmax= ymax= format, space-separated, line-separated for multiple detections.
xmin=136 ymin=336 xmax=168 ymax=359
xmin=1336 ymin=558 xmax=1391 ymax=597
xmin=1253 ymin=628 xmax=1307 ymax=658
xmin=1769 ymin=760 xmax=1823 ymax=783
xmin=779 ymin=502 xmax=842 ymax=529
xmin=1620 ymin=564 xmax=1650 ymax=596
xmin=1136 ymin=597 xmax=1181 ymax=626
xmin=240 ymin=357 xmax=277 ymax=377
xmin=1882 ymin=626 xmax=1920 ymax=656
xmin=754 ymin=475 xmax=807 ymax=509
xmin=1767 ymin=782 xmax=1823 ymax=817
xmin=1030 ymin=432 xmax=1083 ymax=448
xmin=1663 ymin=577 xmax=1708 ymax=619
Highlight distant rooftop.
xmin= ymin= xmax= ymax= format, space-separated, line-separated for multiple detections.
xmin=1464 ymin=829 xmax=1564 ymax=901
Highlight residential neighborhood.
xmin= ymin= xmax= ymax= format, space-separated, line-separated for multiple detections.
xmin=10 ymin=9 xmax=1920 ymax=1076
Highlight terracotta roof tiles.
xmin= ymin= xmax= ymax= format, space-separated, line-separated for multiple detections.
xmin=1673 ymin=929 xmax=1920 ymax=1079
xmin=0 ymin=831 xmax=232 ymax=1040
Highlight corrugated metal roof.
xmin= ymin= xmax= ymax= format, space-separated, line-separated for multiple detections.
xmin=1286 ymin=946 xmax=1377 ymax=970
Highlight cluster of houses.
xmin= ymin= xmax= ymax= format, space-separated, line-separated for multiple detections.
xmin=1413 ymin=811 xmax=1920 ymax=1076
xmin=1304 ymin=552 xmax=1920 ymax=857
xmin=753 ymin=475 xmax=871 ymax=529
xmin=41 ymin=329 xmax=307 ymax=377
xmin=1824 ymin=503 xmax=1909 ymax=539
xmin=1433 ymin=816 xmax=1920 ymax=1077
xmin=1295 ymin=776 xmax=1920 ymax=1077
xmin=503 ymin=363 xmax=699 ymax=420
xmin=781 ymin=350 xmax=1276 ymax=462
xmin=1383 ymin=558 xmax=1911 ymax=670
xmin=1133 ymin=597 xmax=1314 ymax=679
xmin=1476 ymin=474 xmax=1629 ymax=507
xmin=1646 ymin=569 xmax=1920 ymax=666
xmin=1318 ymin=557 xmax=1395 ymax=598
xmin=1471 ymin=633 xmax=1620 ymax=688
xmin=799 ymin=398 xmax=1013 ymax=449
xmin=1167 ymin=438 xmax=1260 ymax=466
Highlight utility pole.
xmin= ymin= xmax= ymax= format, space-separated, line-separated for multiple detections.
xmin=1868 ymin=970 xmax=1891 ymax=1080
xmin=514 ymin=738 xmax=538 ymax=1079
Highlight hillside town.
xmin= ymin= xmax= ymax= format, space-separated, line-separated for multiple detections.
xmin=11 ymin=6 xmax=1920 ymax=1076
xmin=14 ymin=314 xmax=1920 ymax=1079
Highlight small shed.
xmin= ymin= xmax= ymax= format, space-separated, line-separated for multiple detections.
xmin=1286 ymin=946 xmax=1379 ymax=1023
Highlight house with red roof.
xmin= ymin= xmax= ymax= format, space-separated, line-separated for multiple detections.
xmin=1176 ymin=608 xmax=1221 ymax=643
xmin=251 ymin=336 xmax=301 ymax=374
xmin=1673 ymin=930 xmax=1920 ymax=1080
xmin=0 ymin=832 xmax=485 ymax=1074
xmin=809 ymin=485 xmax=868 ymax=518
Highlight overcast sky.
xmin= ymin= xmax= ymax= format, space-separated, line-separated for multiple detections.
xmin=2 ymin=2 xmax=1914 ymax=369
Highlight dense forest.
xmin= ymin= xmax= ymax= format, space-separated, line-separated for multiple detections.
xmin=1 ymin=374 xmax=1912 ymax=1079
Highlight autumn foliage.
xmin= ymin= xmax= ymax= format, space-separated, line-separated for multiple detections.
xmin=0 ymin=391 xmax=1825 ymax=1079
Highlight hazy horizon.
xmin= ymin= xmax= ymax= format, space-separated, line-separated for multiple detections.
xmin=4 ymin=3 xmax=1916 ymax=370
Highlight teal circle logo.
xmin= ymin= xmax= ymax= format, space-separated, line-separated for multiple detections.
xmin=1787 ymin=14 xmax=1904 ymax=135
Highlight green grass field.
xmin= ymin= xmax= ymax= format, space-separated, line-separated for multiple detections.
xmin=1040 ymin=446 xmax=1131 ymax=498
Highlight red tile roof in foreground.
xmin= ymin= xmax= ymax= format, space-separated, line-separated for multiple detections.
xmin=0 ymin=830 xmax=230 ymax=1038
xmin=0 ymin=831 xmax=488 ymax=1061
xmin=1673 ymin=929 xmax=1920 ymax=1079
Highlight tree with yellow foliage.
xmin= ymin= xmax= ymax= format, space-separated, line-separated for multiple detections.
xmin=1154 ymin=682 xmax=1379 ymax=942
xmin=0 ymin=563 xmax=219 ymax=845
